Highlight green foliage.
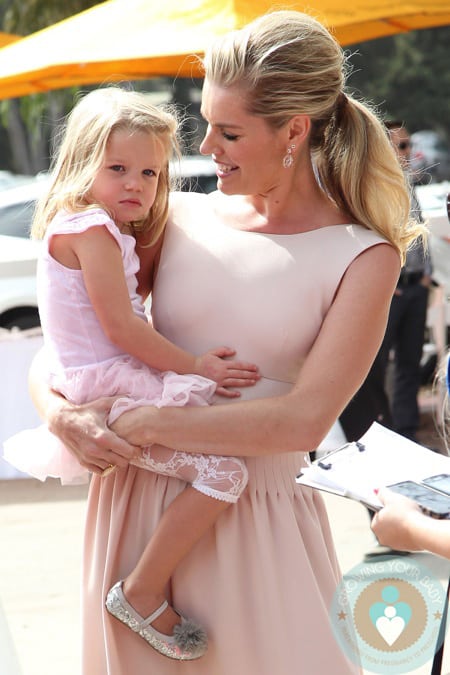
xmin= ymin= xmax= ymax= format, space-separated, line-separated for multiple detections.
xmin=347 ymin=26 xmax=450 ymax=139
xmin=1 ymin=0 xmax=103 ymax=35
xmin=0 ymin=0 xmax=103 ymax=172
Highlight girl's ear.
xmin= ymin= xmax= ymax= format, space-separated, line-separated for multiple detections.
xmin=287 ymin=115 xmax=311 ymax=146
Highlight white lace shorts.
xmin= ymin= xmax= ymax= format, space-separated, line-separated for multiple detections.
xmin=132 ymin=444 xmax=248 ymax=503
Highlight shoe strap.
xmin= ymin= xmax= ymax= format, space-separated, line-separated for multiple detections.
xmin=140 ymin=600 xmax=169 ymax=628
xmin=115 ymin=582 xmax=169 ymax=630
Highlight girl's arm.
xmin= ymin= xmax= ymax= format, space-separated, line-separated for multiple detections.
xmin=372 ymin=488 xmax=450 ymax=559
xmin=55 ymin=226 xmax=259 ymax=394
xmin=111 ymin=242 xmax=400 ymax=456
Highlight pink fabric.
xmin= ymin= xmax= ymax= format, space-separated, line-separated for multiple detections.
xmin=39 ymin=208 xmax=147 ymax=368
xmin=3 ymin=208 xmax=216 ymax=485
xmin=81 ymin=192 xmax=384 ymax=674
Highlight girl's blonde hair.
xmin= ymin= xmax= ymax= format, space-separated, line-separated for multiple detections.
xmin=202 ymin=11 xmax=425 ymax=262
xmin=32 ymin=87 xmax=180 ymax=246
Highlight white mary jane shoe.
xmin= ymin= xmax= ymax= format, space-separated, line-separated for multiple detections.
xmin=105 ymin=581 xmax=208 ymax=660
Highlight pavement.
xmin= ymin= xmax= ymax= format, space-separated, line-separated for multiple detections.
xmin=1 ymin=405 xmax=450 ymax=675
xmin=0 ymin=479 xmax=87 ymax=675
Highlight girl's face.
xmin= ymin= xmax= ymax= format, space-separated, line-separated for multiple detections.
xmin=89 ymin=128 xmax=166 ymax=226
xmin=199 ymin=80 xmax=287 ymax=196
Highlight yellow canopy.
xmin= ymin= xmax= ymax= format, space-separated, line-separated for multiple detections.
xmin=0 ymin=32 xmax=21 ymax=47
xmin=0 ymin=0 xmax=448 ymax=99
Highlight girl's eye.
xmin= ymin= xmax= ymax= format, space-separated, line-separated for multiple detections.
xmin=110 ymin=165 xmax=124 ymax=172
xmin=223 ymin=132 xmax=239 ymax=141
xmin=143 ymin=169 xmax=156 ymax=177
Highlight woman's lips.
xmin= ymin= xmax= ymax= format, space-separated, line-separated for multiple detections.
xmin=216 ymin=163 xmax=238 ymax=178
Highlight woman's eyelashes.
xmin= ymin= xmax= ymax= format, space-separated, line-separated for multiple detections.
xmin=222 ymin=132 xmax=239 ymax=141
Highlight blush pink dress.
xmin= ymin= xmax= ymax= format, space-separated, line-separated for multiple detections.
xmin=4 ymin=208 xmax=249 ymax=502
xmin=81 ymin=191 xmax=386 ymax=674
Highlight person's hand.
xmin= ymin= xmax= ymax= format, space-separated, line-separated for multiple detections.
xmin=110 ymin=405 xmax=158 ymax=447
xmin=371 ymin=488 xmax=423 ymax=551
xmin=194 ymin=347 xmax=260 ymax=398
xmin=47 ymin=394 xmax=139 ymax=475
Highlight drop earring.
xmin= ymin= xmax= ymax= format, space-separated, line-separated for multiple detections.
xmin=282 ymin=144 xmax=296 ymax=169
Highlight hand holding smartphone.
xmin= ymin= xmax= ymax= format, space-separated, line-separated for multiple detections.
xmin=422 ymin=473 xmax=450 ymax=496
xmin=387 ymin=479 xmax=450 ymax=519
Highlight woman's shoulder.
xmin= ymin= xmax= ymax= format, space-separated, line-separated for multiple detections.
xmin=169 ymin=189 xmax=215 ymax=207
xmin=347 ymin=223 xmax=388 ymax=242
xmin=168 ymin=190 xmax=219 ymax=223
xmin=311 ymin=223 xmax=399 ymax=289
xmin=329 ymin=223 xmax=392 ymax=255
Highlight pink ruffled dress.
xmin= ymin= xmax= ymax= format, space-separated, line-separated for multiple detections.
xmin=3 ymin=208 xmax=218 ymax=485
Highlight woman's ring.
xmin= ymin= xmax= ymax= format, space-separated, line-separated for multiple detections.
xmin=101 ymin=464 xmax=116 ymax=477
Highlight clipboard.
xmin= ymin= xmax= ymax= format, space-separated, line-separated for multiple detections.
xmin=296 ymin=422 xmax=450 ymax=510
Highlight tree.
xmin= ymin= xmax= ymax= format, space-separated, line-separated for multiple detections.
xmin=347 ymin=26 xmax=450 ymax=139
xmin=0 ymin=0 xmax=103 ymax=173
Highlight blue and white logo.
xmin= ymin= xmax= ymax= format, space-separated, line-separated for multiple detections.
xmin=331 ymin=557 xmax=447 ymax=673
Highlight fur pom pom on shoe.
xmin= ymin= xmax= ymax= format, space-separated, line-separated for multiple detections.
xmin=173 ymin=618 xmax=208 ymax=653
xmin=105 ymin=581 xmax=207 ymax=660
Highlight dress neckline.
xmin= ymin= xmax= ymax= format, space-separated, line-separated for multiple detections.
xmin=205 ymin=191 xmax=357 ymax=238
xmin=214 ymin=218 xmax=358 ymax=239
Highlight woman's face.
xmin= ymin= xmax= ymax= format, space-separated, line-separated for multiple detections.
xmin=199 ymin=80 xmax=288 ymax=196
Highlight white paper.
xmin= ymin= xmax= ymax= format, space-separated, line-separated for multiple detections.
xmin=296 ymin=422 xmax=450 ymax=510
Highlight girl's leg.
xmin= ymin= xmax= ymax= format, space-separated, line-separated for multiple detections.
xmin=124 ymin=485 xmax=230 ymax=635
xmin=116 ymin=444 xmax=248 ymax=635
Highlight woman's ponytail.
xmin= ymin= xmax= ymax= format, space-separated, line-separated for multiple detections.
xmin=314 ymin=95 xmax=425 ymax=263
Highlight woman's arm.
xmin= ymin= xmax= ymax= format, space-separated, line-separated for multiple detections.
xmin=112 ymin=242 xmax=400 ymax=455
xmin=372 ymin=488 xmax=450 ymax=559
xmin=29 ymin=347 xmax=138 ymax=475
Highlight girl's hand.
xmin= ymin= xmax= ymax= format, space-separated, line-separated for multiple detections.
xmin=48 ymin=394 xmax=139 ymax=475
xmin=195 ymin=347 xmax=260 ymax=398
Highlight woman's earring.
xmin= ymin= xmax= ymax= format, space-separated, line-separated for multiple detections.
xmin=282 ymin=144 xmax=296 ymax=169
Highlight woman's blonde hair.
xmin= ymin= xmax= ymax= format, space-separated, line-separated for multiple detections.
xmin=202 ymin=11 xmax=425 ymax=262
xmin=32 ymin=86 xmax=180 ymax=246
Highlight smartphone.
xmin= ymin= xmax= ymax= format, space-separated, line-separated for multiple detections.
xmin=387 ymin=480 xmax=450 ymax=519
xmin=422 ymin=474 xmax=450 ymax=497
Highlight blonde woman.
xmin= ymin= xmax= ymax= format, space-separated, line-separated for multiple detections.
xmin=30 ymin=11 xmax=423 ymax=675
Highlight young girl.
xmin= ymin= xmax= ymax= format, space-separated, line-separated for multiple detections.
xmin=3 ymin=87 xmax=259 ymax=661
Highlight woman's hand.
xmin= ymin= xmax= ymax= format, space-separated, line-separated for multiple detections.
xmin=48 ymin=394 xmax=139 ymax=475
xmin=195 ymin=347 xmax=260 ymax=398
xmin=371 ymin=488 xmax=423 ymax=551
xmin=109 ymin=405 xmax=158 ymax=447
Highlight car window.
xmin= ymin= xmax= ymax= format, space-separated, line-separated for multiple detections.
xmin=0 ymin=200 xmax=35 ymax=238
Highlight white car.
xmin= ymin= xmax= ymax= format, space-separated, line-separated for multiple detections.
xmin=0 ymin=234 xmax=41 ymax=329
